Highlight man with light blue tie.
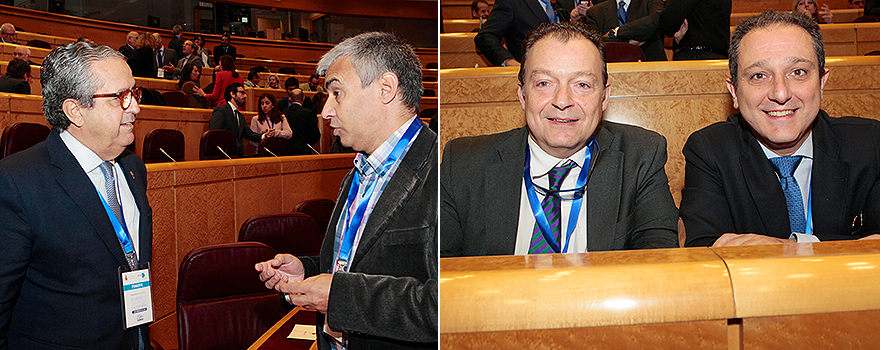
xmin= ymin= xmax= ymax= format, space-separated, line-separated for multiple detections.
xmin=681 ymin=11 xmax=880 ymax=247
xmin=474 ymin=0 xmax=573 ymax=67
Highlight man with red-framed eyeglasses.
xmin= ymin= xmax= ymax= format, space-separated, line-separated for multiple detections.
xmin=0 ymin=41 xmax=154 ymax=350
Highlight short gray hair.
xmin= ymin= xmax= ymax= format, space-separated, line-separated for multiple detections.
xmin=0 ymin=23 xmax=14 ymax=33
xmin=729 ymin=10 xmax=824 ymax=88
xmin=41 ymin=42 xmax=126 ymax=130
xmin=316 ymin=32 xmax=423 ymax=114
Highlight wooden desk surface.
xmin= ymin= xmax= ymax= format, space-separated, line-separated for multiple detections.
xmin=248 ymin=307 xmax=318 ymax=350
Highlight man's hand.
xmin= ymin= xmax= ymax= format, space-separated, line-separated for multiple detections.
xmin=713 ymin=233 xmax=793 ymax=247
xmin=502 ymin=58 xmax=520 ymax=67
xmin=255 ymin=253 xmax=305 ymax=290
xmin=569 ymin=1 xmax=592 ymax=21
xmin=859 ymin=234 xmax=880 ymax=240
xmin=278 ymin=273 xmax=334 ymax=314
xmin=673 ymin=19 xmax=688 ymax=44
xmin=163 ymin=63 xmax=175 ymax=73
xmin=628 ymin=39 xmax=645 ymax=47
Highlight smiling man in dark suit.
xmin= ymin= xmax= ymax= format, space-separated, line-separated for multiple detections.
xmin=442 ymin=22 xmax=678 ymax=257
xmin=0 ymin=42 xmax=153 ymax=349
xmin=255 ymin=32 xmax=437 ymax=350
xmin=681 ymin=11 xmax=880 ymax=247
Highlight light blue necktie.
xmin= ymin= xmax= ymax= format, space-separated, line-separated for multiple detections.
xmin=769 ymin=156 xmax=806 ymax=233
xmin=538 ymin=0 xmax=559 ymax=23
xmin=618 ymin=1 xmax=627 ymax=26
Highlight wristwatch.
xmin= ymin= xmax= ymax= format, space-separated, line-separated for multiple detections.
xmin=608 ymin=27 xmax=619 ymax=39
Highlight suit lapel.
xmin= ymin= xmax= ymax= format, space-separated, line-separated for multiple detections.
xmin=586 ymin=125 xmax=622 ymax=251
xmin=735 ymin=118 xmax=792 ymax=236
xmin=487 ymin=128 xmax=529 ymax=254
xmin=48 ymin=131 xmax=130 ymax=268
xmin=118 ymin=155 xmax=152 ymax=263
xmin=526 ymin=0 xmax=550 ymax=23
xmin=810 ymin=112 xmax=849 ymax=235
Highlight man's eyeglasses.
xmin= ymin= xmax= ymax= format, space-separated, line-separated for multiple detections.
xmin=92 ymin=87 xmax=142 ymax=110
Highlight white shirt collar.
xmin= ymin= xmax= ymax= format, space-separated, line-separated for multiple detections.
xmin=227 ymin=100 xmax=239 ymax=112
xmin=59 ymin=129 xmax=110 ymax=173
xmin=759 ymin=131 xmax=813 ymax=160
xmin=526 ymin=135 xmax=589 ymax=178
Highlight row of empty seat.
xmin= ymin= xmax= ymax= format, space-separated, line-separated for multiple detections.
xmin=176 ymin=198 xmax=334 ymax=350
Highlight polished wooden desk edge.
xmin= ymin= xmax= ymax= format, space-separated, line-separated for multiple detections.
xmin=247 ymin=307 xmax=302 ymax=350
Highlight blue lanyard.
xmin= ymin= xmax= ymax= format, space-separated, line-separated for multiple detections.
xmin=523 ymin=139 xmax=595 ymax=253
xmin=267 ymin=119 xmax=274 ymax=130
xmin=96 ymin=176 xmax=136 ymax=263
xmin=806 ymin=184 xmax=813 ymax=235
xmin=335 ymin=118 xmax=421 ymax=271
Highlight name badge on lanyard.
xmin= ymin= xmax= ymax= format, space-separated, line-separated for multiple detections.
xmin=119 ymin=266 xmax=154 ymax=329
xmin=334 ymin=118 xmax=422 ymax=272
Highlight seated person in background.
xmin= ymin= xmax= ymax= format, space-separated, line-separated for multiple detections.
xmin=13 ymin=45 xmax=39 ymax=67
xmin=193 ymin=35 xmax=212 ymax=67
xmin=76 ymin=36 xmax=92 ymax=43
xmin=172 ymin=40 xmax=204 ymax=80
xmin=193 ymin=55 xmax=243 ymax=107
xmin=680 ymin=11 xmax=880 ymax=247
xmin=244 ymin=69 xmax=261 ymax=88
xmin=299 ymin=73 xmax=324 ymax=92
xmin=249 ymin=93 xmax=292 ymax=154
xmin=474 ymin=0 xmax=572 ymax=66
xmin=1 ymin=23 xmax=19 ymax=44
xmin=793 ymin=0 xmax=833 ymax=23
xmin=118 ymin=31 xmax=138 ymax=60
xmin=127 ymin=32 xmax=158 ymax=78
xmin=209 ymin=83 xmax=263 ymax=157
xmin=282 ymin=88 xmax=321 ymax=155
xmin=576 ymin=0 xmax=667 ymax=61
xmin=213 ymin=33 xmax=237 ymax=60
xmin=442 ymin=22 xmax=679 ymax=257
xmin=0 ymin=58 xmax=31 ymax=94
xmin=472 ymin=0 xmax=491 ymax=20
xmin=178 ymin=62 xmax=209 ymax=108
xmin=266 ymin=74 xmax=281 ymax=89
xmin=850 ymin=0 xmax=865 ymax=8
xmin=659 ymin=0 xmax=731 ymax=60
xmin=278 ymin=77 xmax=313 ymax=111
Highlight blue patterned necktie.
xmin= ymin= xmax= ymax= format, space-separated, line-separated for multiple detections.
xmin=529 ymin=160 xmax=576 ymax=253
xmin=618 ymin=1 xmax=627 ymax=26
xmin=538 ymin=0 xmax=559 ymax=23
xmin=769 ymin=156 xmax=806 ymax=233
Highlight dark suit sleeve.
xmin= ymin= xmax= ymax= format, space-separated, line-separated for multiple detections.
xmin=659 ymin=0 xmax=698 ymax=36
xmin=680 ymin=131 xmax=735 ymax=247
xmin=241 ymin=115 xmax=263 ymax=143
xmin=583 ymin=5 xmax=608 ymax=34
xmin=0 ymin=170 xmax=33 ymax=348
xmin=440 ymin=139 xmax=465 ymax=257
xmin=209 ymin=106 xmax=227 ymax=130
xmin=14 ymin=81 xmax=30 ymax=95
xmin=474 ymin=0 xmax=517 ymax=66
xmin=615 ymin=0 xmax=664 ymax=42
xmin=627 ymin=135 xmax=680 ymax=249
xmin=306 ymin=114 xmax=321 ymax=145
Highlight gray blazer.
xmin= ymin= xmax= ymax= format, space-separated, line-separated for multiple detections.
xmin=441 ymin=122 xmax=678 ymax=257
xmin=300 ymin=124 xmax=438 ymax=350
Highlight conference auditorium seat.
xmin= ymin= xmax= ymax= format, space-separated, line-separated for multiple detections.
xmin=0 ymin=122 xmax=50 ymax=159
xmin=257 ymin=137 xmax=291 ymax=157
xmin=292 ymin=198 xmax=336 ymax=235
xmin=142 ymin=128 xmax=185 ymax=163
xmin=177 ymin=242 xmax=287 ymax=350
xmin=199 ymin=129 xmax=236 ymax=160
xmin=161 ymin=91 xmax=188 ymax=108
xmin=605 ymin=42 xmax=646 ymax=63
xmin=239 ymin=212 xmax=324 ymax=256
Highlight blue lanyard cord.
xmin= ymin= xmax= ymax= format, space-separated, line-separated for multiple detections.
xmin=97 ymin=191 xmax=135 ymax=256
xmin=335 ymin=118 xmax=422 ymax=270
xmin=524 ymin=139 xmax=596 ymax=253
xmin=267 ymin=119 xmax=274 ymax=130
